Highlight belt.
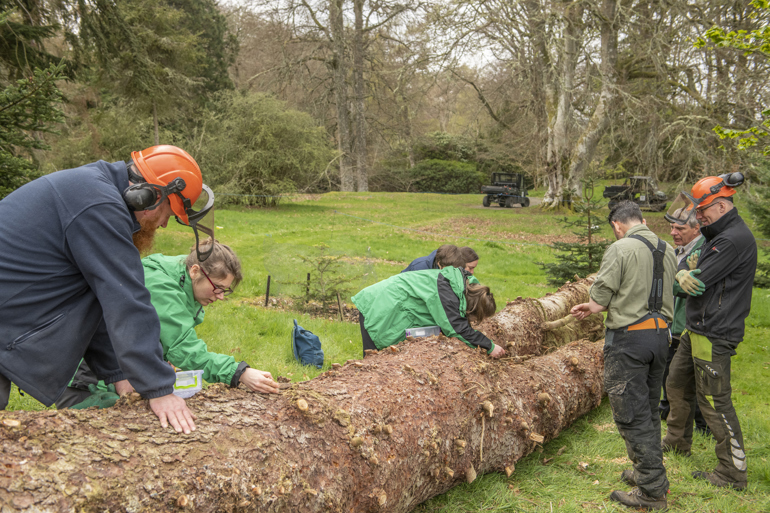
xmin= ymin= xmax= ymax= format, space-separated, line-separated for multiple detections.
xmin=628 ymin=318 xmax=668 ymax=331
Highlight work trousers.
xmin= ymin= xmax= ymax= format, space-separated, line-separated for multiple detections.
xmin=0 ymin=372 xmax=10 ymax=410
xmin=604 ymin=326 xmax=669 ymax=498
xmin=660 ymin=335 xmax=708 ymax=432
xmin=662 ymin=332 xmax=747 ymax=486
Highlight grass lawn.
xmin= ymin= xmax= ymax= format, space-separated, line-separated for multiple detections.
xmin=6 ymin=191 xmax=770 ymax=512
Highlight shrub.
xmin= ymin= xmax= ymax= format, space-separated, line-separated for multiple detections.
xmin=410 ymin=159 xmax=484 ymax=194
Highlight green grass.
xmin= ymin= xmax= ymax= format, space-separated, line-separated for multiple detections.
xmin=6 ymin=191 xmax=770 ymax=511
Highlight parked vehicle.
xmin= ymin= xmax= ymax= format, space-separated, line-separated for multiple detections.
xmin=603 ymin=176 xmax=667 ymax=212
xmin=481 ymin=173 xmax=530 ymax=208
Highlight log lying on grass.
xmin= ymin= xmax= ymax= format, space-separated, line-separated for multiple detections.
xmin=0 ymin=337 xmax=604 ymax=513
xmin=475 ymin=275 xmax=603 ymax=356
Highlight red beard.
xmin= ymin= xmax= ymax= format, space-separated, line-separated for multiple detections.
xmin=132 ymin=218 xmax=159 ymax=255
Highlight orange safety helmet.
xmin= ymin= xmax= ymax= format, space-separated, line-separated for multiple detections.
xmin=131 ymin=145 xmax=204 ymax=225
xmin=690 ymin=175 xmax=737 ymax=209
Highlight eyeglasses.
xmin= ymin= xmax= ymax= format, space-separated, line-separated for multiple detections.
xmin=199 ymin=267 xmax=234 ymax=296
xmin=695 ymin=201 xmax=720 ymax=214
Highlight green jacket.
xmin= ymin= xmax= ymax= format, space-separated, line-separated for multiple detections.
xmin=142 ymin=254 xmax=239 ymax=385
xmin=671 ymin=236 xmax=705 ymax=336
xmin=352 ymin=267 xmax=494 ymax=352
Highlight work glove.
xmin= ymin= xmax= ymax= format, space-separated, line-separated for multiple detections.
xmin=70 ymin=384 xmax=120 ymax=410
xmin=686 ymin=250 xmax=700 ymax=271
xmin=676 ymin=269 xmax=705 ymax=296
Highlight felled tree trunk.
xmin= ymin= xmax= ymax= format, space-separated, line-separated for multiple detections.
xmin=476 ymin=275 xmax=604 ymax=356
xmin=0 ymin=338 xmax=604 ymax=513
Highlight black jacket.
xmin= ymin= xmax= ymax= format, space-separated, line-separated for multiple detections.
xmin=685 ymin=208 xmax=756 ymax=351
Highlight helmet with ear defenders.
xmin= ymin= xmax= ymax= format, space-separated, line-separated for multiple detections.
xmin=123 ymin=145 xmax=216 ymax=261
xmin=126 ymin=145 xmax=204 ymax=225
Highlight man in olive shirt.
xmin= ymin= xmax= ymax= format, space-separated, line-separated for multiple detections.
xmin=572 ymin=201 xmax=675 ymax=511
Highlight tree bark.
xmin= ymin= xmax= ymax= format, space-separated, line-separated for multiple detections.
xmin=476 ymin=275 xmax=603 ymax=356
xmin=329 ymin=0 xmax=355 ymax=192
xmin=0 ymin=339 xmax=603 ymax=513
xmin=0 ymin=278 xmax=605 ymax=512
xmin=352 ymin=0 xmax=368 ymax=192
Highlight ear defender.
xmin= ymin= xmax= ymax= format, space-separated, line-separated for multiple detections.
xmin=122 ymin=183 xmax=159 ymax=211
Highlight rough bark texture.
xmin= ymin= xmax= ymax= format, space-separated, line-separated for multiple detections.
xmin=0 ymin=339 xmax=603 ymax=513
xmin=0 ymin=277 xmax=605 ymax=512
xmin=476 ymin=275 xmax=604 ymax=356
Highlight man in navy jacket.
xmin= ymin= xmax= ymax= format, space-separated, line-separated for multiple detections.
xmin=0 ymin=145 xmax=213 ymax=434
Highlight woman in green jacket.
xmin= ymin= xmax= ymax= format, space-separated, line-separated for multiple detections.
xmin=58 ymin=241 xmax=278 ymax=408
xmin=142 ymin=241 xmax=279 ymax=394
xmin=352 ymin=266 xmax=505 ymax=358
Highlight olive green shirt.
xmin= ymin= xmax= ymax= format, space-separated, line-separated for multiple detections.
xmin=590 ymin=223 xmax=676 ymax=330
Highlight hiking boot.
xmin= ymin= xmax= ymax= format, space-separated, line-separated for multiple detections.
xmin=609 ymin=487 xmax=667 ymax=510
xmin=661 ymin=440 xmax=691 ymax=457
xmin=620 ymin=469 xmax=636 ymax=487
xmin=692 ymin=471 xmax=747 ymax=491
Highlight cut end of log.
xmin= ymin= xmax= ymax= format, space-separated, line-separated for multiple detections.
xmin=383 ymin=424 xmax=393 ymax=436
xmin=176 ymin=494 xmax=189 ymax=507
xmin=505 ymin=464 xmax=515 ymax=477
xmin=481 ymin=400 xmax=494 ymax=418
xmin=466 ymin=465 xmax=477 ymax=483
xmin=444 ymin=467 xmax=454 ymax=478
xmin=537 ymin=393 xmax=552 ymax=406
xmin=252 ymin=485 xmax=262 ymax=496
xmin=377 ymin=490 xmax=387 ymax=506
xmin=1 ymin=419 xmax=20 ymax=428
xmin=350 ymin=436 xmax=363 ymax=448
xmin=296 ymin=399 xmax=309 ymax=411
xmin=529 ymin=433 xmax=545 ymax=444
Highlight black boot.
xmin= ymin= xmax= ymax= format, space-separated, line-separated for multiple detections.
xmin=610 ymin=488 xmax=667 ymax=510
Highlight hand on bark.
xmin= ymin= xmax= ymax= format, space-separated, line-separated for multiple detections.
xmin=686 ymin=250 xmax=700 ymax=270
xmin=149 ymin=394 xmax=197 ymax=434
xmin=676 ymin=269 xmax=705 ymax=296
xmin=239 ymin=368 xmax=280 ymax=394
xmin=113 ymin=379 xmax=134 ymax=396
xmin=489 ymin=344 xmax=506 ymax=358
xmin=570 ymin=303 xmax=592 ymax=320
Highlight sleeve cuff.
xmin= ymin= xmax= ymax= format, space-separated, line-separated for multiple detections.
xmin=487 ymin=343 xmax=495 ymax=355
xmin=230 ymin=362 xmax=250 ymax=387
xmin=141 ymin=385 xmax=175 ymax=400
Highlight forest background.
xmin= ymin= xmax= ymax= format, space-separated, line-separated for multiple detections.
xmin=1 ymin=0 xmax=769 ymax=206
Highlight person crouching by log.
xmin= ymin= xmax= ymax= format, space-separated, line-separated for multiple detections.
xmin=352 ymin=266 xmax=505 ymax=359
xmin=402 ymin=244 xmax=481 ymax=285
xmin=57 ymin=241 xmax=280 ymax=409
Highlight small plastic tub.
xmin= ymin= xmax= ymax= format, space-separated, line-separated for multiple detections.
xmin=405 ymin=326 xmax=442 ymax=338
xmin=172 ymin=370 xmax=204 ymax=399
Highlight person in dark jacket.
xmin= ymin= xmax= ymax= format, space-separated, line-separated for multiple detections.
xmin=401 ymin=244 xmax=458 ymax=273
xmin=662 ymin=174 xmax=756 ymax=490
xmin=0 ymin=145 xmax=213 ymax=434
xmin=353 ymin=267 xmax=505 ymax=358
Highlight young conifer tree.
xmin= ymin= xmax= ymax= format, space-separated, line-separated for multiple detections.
xmin=540 ymin=178 xmax=612 ymax=286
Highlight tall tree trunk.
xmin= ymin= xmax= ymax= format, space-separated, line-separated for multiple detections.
xmin=0 ymin=280 xmax=605 ymax=513
xmin=564 ymin=0 xmax=619 ymax=184
xmin=353 ymin=0 xmax=368 ymax=192
xmin=330 ymin=0 xmax=355 ymax=192
xmin=542 ymin=0 xmax=583 ymax=210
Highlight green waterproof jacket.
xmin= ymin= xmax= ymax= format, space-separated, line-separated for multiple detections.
xmin=352 ymin=267 xmax=494 ymax=353
xmin=142 ymin=254 xmax=240 ymax=385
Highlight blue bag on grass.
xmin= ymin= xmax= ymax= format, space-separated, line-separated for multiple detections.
xmin=292 ymin=319 xmax=324 ymax=369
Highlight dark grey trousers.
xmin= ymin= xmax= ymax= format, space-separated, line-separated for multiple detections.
xmin=662 ymin=332 xmax=747 ymax=486
xmin=604 ymin=325 xmax=670 ymax=498
xmin=0 ymin=372 xmax=10 ymax=410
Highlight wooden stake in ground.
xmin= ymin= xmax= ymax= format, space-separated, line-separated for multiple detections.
xmin=0 ymin=338 xmax=603 ymax=513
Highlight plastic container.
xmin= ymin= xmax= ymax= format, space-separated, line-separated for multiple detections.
xmin=172 ymin=370 xmax=204 ymax=399
xmin=404 ymin=326 xmax=442 ymax=338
